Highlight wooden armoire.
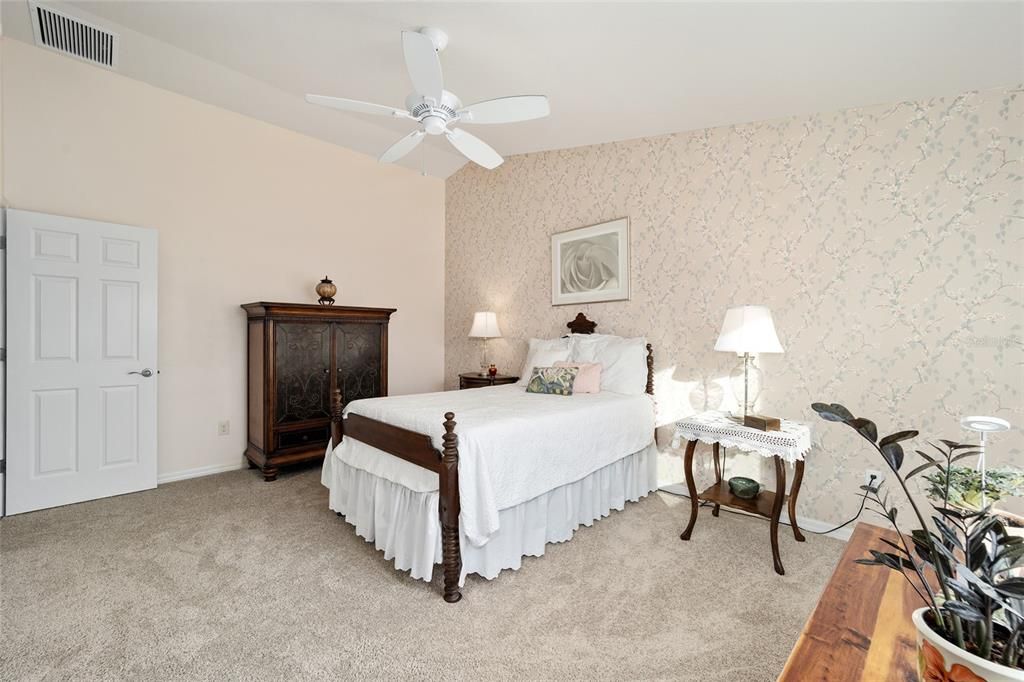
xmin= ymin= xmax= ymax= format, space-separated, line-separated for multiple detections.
xmin=241 ymin=302 xmax=395 ymax=481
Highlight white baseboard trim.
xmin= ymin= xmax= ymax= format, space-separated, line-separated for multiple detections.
xmin=158 ymin=461 xmax=246 ymax=485
xmin=657 ymin=483 xmax=854 ymax=542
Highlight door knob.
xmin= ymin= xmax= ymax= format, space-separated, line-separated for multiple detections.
xmin=129 ymin=368 xmax=154 ymax=378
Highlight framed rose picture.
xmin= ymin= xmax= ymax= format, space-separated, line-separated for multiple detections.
xmin=551 ymin=218 xmax=630 ymax=306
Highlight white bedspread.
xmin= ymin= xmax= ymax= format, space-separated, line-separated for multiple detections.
xmin=328 ymin=385 xmax=655 ymax=546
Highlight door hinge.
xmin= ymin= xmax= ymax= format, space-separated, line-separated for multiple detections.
xmin=0 ymin=235 xmax=6 ymax=249
xmin=0 ymin=460 xmax=5 ymax=475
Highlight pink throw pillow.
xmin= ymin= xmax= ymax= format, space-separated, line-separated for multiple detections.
xmin=554 ymin=362 xmax=602 ymax=394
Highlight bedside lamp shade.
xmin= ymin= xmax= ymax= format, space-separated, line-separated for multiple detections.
xmin=469 ymin=311 xmax=502 ymax=339
xmin=714 ymin=306 xmax=784 ymax=354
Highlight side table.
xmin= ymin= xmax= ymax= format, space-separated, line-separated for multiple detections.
xmin=459 ymin=373 xmax=519 ymax=389
xmin=675 ymin=411 xmax=812 ymax=575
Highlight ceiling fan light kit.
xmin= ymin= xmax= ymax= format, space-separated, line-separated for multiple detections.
xmin=305 ymin=27 xmax=550 ymax=170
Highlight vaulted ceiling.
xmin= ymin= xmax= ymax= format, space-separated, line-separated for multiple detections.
xmin=4 ymin=1 xmax=1021 ymax=177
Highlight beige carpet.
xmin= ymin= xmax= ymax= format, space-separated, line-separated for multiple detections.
xmin=1 ymin=466 xmax=843 ymax=680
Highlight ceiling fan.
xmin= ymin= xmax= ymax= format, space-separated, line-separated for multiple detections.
xmin=306 ymin=27 xmax=549 ymax=170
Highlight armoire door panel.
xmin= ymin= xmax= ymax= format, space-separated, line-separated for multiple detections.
xmin=274 ymin=322 xmax=331 ymax=424
xmin=334 ymin=323 xmax=383 ymax=405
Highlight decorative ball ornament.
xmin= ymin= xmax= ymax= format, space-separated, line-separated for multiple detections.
xmin=316 ymin=276 xmax=337 ymax=306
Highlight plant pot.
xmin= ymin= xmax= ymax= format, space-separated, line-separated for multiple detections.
xmin=913 ymin=607 xmax=1024 ymax=682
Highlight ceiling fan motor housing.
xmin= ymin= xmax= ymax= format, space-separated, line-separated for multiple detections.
xmin=405 ymin=90 xmax=462 ymax=131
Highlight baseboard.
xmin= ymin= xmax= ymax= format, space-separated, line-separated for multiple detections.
xmin=158 ymin=461 xmax=246 ymax=485
xmin=657 ymin=483 xmax=854 ymax=542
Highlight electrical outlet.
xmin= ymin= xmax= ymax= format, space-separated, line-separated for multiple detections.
xmin=865 ymin=469 xmax=884 ymax=490
xmin=218 ymin=420 xmax=230 ymax=436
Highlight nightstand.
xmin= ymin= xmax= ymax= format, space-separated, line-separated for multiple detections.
xmin=459 ymin=373 xmax=519 ymax=389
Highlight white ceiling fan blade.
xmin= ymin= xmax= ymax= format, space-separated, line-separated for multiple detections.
xmin=379 ymin=130 xmax=426 ymax=164
xmin=458 ymin=96 xmax=550 ymax=124
xmin=446 ymin=128 xmax=503 ymax=169
xmin=401 ymin=30 xmax=444 ymax=103
xmin=305 ymin=94 xmax=409 ymax=119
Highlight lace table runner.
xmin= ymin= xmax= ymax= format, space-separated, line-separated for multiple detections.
xmin=674 ymin=411 xmax=812 ymax=463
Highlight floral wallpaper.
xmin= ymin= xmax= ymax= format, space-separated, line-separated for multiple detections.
xmin=445 ymin=86 xmax=1024 ymax=525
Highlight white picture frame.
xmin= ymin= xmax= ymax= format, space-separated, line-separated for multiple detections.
xmin=551 ymin=217 xmax=630 ymax=306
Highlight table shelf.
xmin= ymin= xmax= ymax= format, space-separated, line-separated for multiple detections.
xmin=698 ymin=481 xmax=786 ymax=519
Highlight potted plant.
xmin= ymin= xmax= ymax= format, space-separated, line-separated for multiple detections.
xmin=923 ymin=467 xmax=1024 ymax=514
xmin=812 ymin=402 xmax=1024 ymax=681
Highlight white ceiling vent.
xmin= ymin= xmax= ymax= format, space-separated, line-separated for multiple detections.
xmin=29 ymin=1 xmax=119 ymax=69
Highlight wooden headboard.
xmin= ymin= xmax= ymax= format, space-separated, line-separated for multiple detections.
xmin=565 ymin=313 xmax=654 ymax=396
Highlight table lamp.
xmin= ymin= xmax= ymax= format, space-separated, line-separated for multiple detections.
xmin=714 ymin=305 xmax=784 ymax=426
xmin=468 ymin=311 xmax=502 ymax=376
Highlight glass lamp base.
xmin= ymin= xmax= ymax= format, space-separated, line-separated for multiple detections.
xmin=729 ymin=354 xmax=763 ymax=417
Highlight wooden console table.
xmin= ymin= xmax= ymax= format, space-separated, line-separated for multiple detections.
xmin=779 ymin=522 xmax=926 ymax=681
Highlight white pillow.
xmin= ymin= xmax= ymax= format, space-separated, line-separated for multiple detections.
xmin=569 ymin=334 xmax=647 ymax=395
xmin=517 ymin=337 xmax=572 ymax=386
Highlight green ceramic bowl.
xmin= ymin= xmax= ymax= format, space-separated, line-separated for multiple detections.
xmin=728 ymin=476 xmax=761 ymax=500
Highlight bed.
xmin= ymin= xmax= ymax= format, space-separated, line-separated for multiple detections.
xmin=321 ymin=313 xmax=656 ymax=602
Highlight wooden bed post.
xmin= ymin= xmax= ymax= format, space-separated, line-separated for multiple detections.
xmin=645 ymin=343 xmax=654 ymax=396
xmin=330 ymin=388 xmax=344 ymax=448
xmin=440 ymin=412 xmax=462 ymax=603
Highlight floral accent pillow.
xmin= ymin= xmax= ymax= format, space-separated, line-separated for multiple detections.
xmin=525 ymin=366 xmax=579 ymax=396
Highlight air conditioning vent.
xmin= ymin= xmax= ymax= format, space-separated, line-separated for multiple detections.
xmin=29 ymin=2 xmax=119 ymax=69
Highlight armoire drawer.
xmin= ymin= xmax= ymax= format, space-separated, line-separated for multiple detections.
xmin=274 ymin=425 xmax=329 ymax=450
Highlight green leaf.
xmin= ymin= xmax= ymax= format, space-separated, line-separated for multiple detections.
xmin=811 ymin=402 xmax=853 ymax=422
xmin=957 ymin=564 xmax=1004 ymax=603
xmin=905 ymin=460 xmax=942 ymax=479
xmin=879 ymin=538 xmax=910 ymax=556
xmin=940 ymin=440 xmax=978 ymax=451
xmin=942 ymin=600 xmax=985 ymax=622
xmin=880 ymin=442 xmax=905 ymax=471
xmin=946 ymin=578 xmax=984 ymax=607
xmin=996 ymin=578 xmax=1024 ymax=598
xmin=880 ymin=430 xmax=919 ymax=447
xmin=866 ymin=550 xmax=912 ymax=572
xmin=935 ymin=507 xmax=968 ymax=521
xmin=950 ymin=450 xmax=983 ymax=464
xmin=934 ymin=517 xmax=964 ymax=551
xmin=995 ymin=543 xmax=1024 ymax=564
xmin=848 ymin=418 xmax=878 ymax=443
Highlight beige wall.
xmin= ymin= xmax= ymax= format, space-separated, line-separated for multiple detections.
xmin=446 ymin=85 xmax=1024 ymax=525
xmin=2 ymin=39 xmax=446 ymax=479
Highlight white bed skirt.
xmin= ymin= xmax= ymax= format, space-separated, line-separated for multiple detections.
xmin=322 ymin=442 xmax=659 ymax=585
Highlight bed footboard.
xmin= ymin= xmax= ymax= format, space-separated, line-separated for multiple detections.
xmin=329 ymin=389 xmax=463 ymax=603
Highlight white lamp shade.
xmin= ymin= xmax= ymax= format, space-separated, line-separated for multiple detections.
xmin=468 ymin=311 xmax=502 ymax=338
xmin=714 ymin=305 xmax=784 ymax=354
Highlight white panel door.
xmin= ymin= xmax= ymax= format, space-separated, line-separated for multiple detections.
xmin=6 ymin=209 xmax=157 ymax=514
